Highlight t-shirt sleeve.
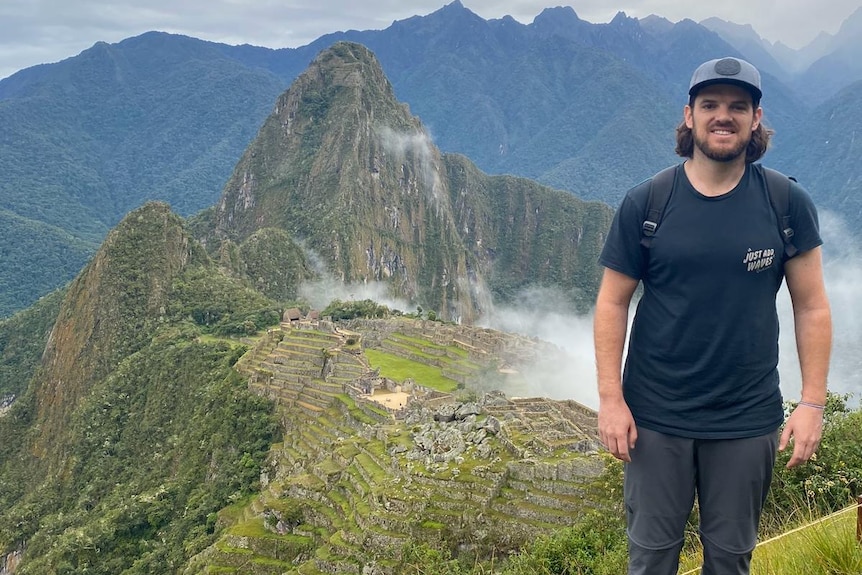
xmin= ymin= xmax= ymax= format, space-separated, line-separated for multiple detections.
xmin=599 ymin=182 xmax=650 ymax=280
xmin=787 ymin=180 xmax=823 ymax=257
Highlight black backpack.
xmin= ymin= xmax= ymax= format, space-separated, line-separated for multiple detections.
xmin=640 ymin=163 xmax=798 ymax=259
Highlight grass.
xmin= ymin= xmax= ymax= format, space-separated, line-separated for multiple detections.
xmin=228 ymin=517 xmax=272 ymax=538
xmin=198 ymin=333 xmax=252 ymax=347
xmin=751 ymin=509 xmax=861 ymax=575
xmin=364 ymin=348 xmax=459 ymax=392
xmin=679 ymin=504 xmax=861 ymax=575
xmin=334 ymin=393 xmax=379 ymax=425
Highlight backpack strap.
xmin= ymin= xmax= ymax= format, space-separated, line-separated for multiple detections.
xmin=640 ymin=165 xmax=679 ymax=249
xmin=761 ymin=166 xmax=798 ymax=259
xmin=641 ymin=163 xmax=799 ymax=259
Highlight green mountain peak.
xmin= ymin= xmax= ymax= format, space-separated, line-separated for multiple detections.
xmin=33 ymin=202 xmax=202 ymax=457
xmin=210 ymin=42 xmax=613 ymax=321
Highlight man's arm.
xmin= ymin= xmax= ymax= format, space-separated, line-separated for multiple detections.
xmin=594 ymin=267 xmax=640 ymax=461
xmin=780 ymin=246 xmax=832 ymax=468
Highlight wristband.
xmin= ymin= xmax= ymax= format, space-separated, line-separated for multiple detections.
xmin=798 ymin=401 xmax=825 ymax=410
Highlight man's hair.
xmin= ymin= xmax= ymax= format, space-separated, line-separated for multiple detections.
xmin=674 ymin=120 xmax=774 ymax=163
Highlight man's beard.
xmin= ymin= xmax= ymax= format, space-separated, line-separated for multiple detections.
xmin=692 ymin=125 xmax=750 ymax=162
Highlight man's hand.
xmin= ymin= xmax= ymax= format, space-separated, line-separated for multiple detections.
xmin=779 ymin=404 xmax=824 ymax=468
xmin=598 ymin=396 xmax=638 ymax=462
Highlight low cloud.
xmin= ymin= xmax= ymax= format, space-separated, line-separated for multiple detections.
xmin=297 ymin=243 xmax=413 ymax=313
xmin=778 ymin=210 xmax=862 ymax=406
xmin=477 ymin=286 xmax=600 ymax=409
xmin=376 ymin=125 xmax=443 ymax=205
xmin=294 ymin=210 xmax=860 ymax=411
xmin=475 ymin=210 xmax=862 ymax=410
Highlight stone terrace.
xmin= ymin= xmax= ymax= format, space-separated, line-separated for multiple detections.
xmin=192 ymin=319 xmax=606 ymax=575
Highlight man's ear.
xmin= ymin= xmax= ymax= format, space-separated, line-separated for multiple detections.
xmin=752 ymin=106 xmax=763 ymax=131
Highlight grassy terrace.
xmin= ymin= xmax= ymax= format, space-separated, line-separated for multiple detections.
xmin=335 ymin=393 xmax=382 ymax=425
xmin=386 ymin=333 xmax=483 ymax=373
xmin=212 ymin=322 xmax=638 ymax=573
xmin=364 ymin=348 xmax=459 ymax=392
xmin=680 ymin=505 xmax=861 ymax=574
xmin=389 ymin=332 xmax=470 ymax=357
xmin=753 ymin=508 xmax=861 ymax=575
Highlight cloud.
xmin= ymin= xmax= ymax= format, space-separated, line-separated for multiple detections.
xmin=477 ymin=285 xmax=601 ymax=409
xmin=472 ymin=209 xmax=862 ymax=411
xmin=376 ymin=125 xmax=443 ymax=204
xmin=297 ymin=243 xmax=414 ymax=314
xmin=778 ymin=210 xmax=862 ymax=406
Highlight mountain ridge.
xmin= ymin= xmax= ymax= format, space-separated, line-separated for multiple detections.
xmin=0 ymin=3 xmax=859 ymax=320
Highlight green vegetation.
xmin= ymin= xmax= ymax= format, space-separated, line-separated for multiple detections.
xmin=0 ymin=36 xmax=287 ymax=317
xmin=0 ymin=210 xmax=98 ymax=317
xmin=767 ymin=394 xmax=862 ymax=518
xmin=335 ymin=394 xmax=379 ymax=425
xmin=237 ymin=228 xmax=316 ymax=302
xmin=750 ymin=510 xmax=861 ymax=575
xmin=502 ymin=511 xmax=628 ymax=575
xmin=0 ymin=339 xmax=279 ymax=574
xmin=0 ymin=205 xmax=284 ymax=573
xmin=365 ymin=348 xmax=459 ymax=392
xmin=0 ymin=288 xmax=65 ymax=398
xmin=169 ymin=266 xmax=281 ymax=336
xmin=678 ymin=505 xmax=861 ymax=575
xmin=322 ymin=299 xmax=392 ymax=321
xmin=389 ymin=332 xmax=469 ymax=360
xmin=755 ymin=509 xmax=862 ymax=575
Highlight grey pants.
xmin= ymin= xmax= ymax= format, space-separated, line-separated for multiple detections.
xmin=624 ymin=427 xmax=778 ymax=575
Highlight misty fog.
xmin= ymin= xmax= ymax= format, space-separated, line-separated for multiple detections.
xmin=296 ymin=202 xmax=859 ymax=412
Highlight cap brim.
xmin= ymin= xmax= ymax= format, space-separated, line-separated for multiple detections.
xmin=689 ymin=78 xmax=762 ymax=102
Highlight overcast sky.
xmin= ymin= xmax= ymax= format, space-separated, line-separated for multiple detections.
xmin=1 ymin=0 xmax=860 ymax=81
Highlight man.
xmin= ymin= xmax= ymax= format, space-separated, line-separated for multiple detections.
xmin=593 ymin=56 xmax=832 ymax=574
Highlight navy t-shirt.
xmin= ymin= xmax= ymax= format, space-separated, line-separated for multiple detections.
xmin=599 ymin=163 xmax=822 ymax=439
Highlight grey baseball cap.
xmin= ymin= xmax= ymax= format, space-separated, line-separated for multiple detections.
xmin=689 ymin=57 xmax=762 ymax=104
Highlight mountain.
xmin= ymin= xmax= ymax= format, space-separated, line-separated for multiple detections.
xmin=0 ymin=45 xmax=618 ymax=571
xmin=0 ymin=289 xmax=65 ymax=401
xmin=701 ymin=6 xmax=862 ymax=103
xmin=698 ymin=17 xmax=789 ymax=80
xmin=768 ymin=78 xmax=862 ymax=220
xmin=196 ymin=41 xmax=613 ymax=320
xmin=0 ymin=33 xmax=286 ymax=316
xmin=0 ymin=201 xmax=283 ymax=572
xmin=0 ymin=1 xmax=859 ymax=318
xmin=0 ymin=210 xmax=97 ymax=318
xmin=793 ymin=7 xmax=862 ymax=103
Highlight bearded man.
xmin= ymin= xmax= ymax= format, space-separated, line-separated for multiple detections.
xmin=593 ymin=57 xmax=832 ymax=575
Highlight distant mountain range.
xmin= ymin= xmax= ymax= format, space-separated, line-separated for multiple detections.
xmin=0 ymin=0 xmax=861 ymax=316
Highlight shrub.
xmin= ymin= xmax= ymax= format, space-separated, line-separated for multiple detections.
xmin=766 ymin=393 xmax=862 ymax=523
xmin=504 ymin=510 xmax=627 ymax=574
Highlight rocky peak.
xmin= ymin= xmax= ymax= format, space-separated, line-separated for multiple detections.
xmin=211 ymin=42 xmax=477 ymax=317
xmin=208 ymin=42 xmax=613 ymax=322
